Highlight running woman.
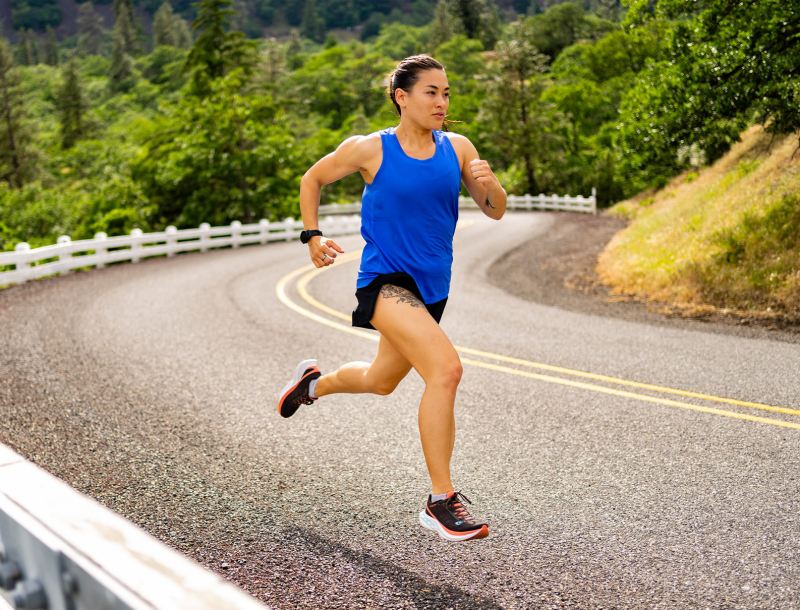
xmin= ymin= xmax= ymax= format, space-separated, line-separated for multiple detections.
xmin=277 ymin=54 xmax=507 ymax=542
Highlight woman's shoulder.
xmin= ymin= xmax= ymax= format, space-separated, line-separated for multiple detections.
xmin=440 ymin=130 xmax=470 ymax=146
xmin=338 ymin=131 xmax=383 ymax=151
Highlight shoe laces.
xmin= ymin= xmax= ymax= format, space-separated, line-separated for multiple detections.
xmin=446 ymin=491 xmax=474 ymax=522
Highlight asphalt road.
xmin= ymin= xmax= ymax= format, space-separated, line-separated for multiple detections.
xmin=2 ymin=210 xmax=799 ymax=609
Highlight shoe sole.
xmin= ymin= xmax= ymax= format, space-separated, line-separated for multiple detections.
xmin=418 ymin=510 xmax=489 ymax=541
xmin=277 ymin=359 xmax=319 ymax=417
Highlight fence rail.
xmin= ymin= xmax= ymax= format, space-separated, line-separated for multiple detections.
xmin=0 ymin=215 xmax=361 ymax=288
xmin=318 ymin=190 xmax=597 ymax=215
xmin=1 ymin=190 xmax=595 ymax=288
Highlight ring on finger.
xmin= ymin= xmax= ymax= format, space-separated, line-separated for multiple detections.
xmin=321 ymin=253 xmax=328 ymax=261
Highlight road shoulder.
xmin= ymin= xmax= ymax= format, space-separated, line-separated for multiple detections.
xmin=488 ymin=212 xmax=800 ymax=344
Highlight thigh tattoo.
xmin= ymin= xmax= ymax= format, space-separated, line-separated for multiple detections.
xmin=379 ymin=284 xmax=424 ymax=308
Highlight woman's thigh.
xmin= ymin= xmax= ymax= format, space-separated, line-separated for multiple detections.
xmin=370 ymin=285 xmax=461 ymax=383
xmin=367 ymin=335 xmax=413 ymax=394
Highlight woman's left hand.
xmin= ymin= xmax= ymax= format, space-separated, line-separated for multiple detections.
xmin=469 ymin=158 xmax=501 ymax=193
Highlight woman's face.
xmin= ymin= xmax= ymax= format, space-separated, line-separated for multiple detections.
xmin=397 ymin=68 xmax=450 ymax=128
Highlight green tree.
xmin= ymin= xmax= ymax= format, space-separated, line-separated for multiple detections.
xmin=430 ymin=0 xmax=463 ymax=50
xmin=174 ymin=14 xmax=193 ymax=48
xmin=629 ymin=0 xmax=800 ymax=136
xmin=0 ymin=39 xmax=36 ymax=188
xmin=300 ymin=0 xmax=325 ymax=43
xmin=184 ymin=0 xmax=258 ymax=97
xmin=113 ymin=0 xmax=139 ymax=55
xmin=20 ymin=30 xmax=39 ymax=65
xmin=528 ymin=2 xmax=615 ymax=59
xmin=77 ymin=2 xmax=106 ymax=56
xmin=44 ymin=27 xmax=59 ymax=65
xmin=131 ymin=70 xmax=305 ymax=227
xmin=478 ymin=19 xmax=554 ymax=194
xmin=287 ymin=42 xmax=393 ymax=129
xmin=109 ymin=25 xmax=136 ymax=92
xmin=321 ymin=0 xmax=357 ymax=29
xmin=57 ymin=58 xmax=86 ymax=149
xmin=451 ymin=0 xmax=482 ymax=39
xmin=11 ymin=0 xmax=62 ymax=30
xmin=154 ymin=1 xmax=179 ymax=47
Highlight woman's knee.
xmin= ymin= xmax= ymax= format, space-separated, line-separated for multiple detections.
xmin=424 ymin=358 xmax=463 ymax=390
xmin=372 ymin=379 xmax=400 ymax=396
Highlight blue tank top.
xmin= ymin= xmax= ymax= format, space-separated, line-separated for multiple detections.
xmin=357 ymin=127 xmax=462 ymax=304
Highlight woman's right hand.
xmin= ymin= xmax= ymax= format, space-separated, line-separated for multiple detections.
xmin=309 ymin=237 xmax=345 ymax=268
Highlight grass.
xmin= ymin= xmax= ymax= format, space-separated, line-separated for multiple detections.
xmin=597 ymin=125 xmax=800 ymax=321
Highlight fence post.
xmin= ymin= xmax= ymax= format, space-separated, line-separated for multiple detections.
xmin=57 ymin=235 xmax=71 ymax=275
xmin=231 ymin=220 xmax=242 ymax=249
xmin=283 ymin=218 xmax=294 ymax=242
xmin=130 ymin=228 xmax=143 ymax=263
xmin=166 ymin=226 xmax=177 ymax=257
xmin=14 ymin=242 xmax=30 ymax=284
xmin=591 ymin=187 xmax=597 ymax=215
xmin=94 ymin=232 xmax=107 ymax=269
xmin=259 ymin=219 xmax=269 ymax=245
xmin=199 ymin=223 xmax=211 ymax=252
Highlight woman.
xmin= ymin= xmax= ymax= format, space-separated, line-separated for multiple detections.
xmin=277 ymin=54 xmax=507 ymax=542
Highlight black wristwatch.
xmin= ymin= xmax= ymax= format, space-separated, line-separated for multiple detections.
xmin=300 ymin=229 xmax=323 ymax=244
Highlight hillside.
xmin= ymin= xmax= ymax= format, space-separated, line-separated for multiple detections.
xmin=1 ymin=0 xmax=622 ymax=41
xmin=597 ymin=125 xmax=800 ymax=324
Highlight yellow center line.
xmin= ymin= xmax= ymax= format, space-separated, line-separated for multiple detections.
xmin=276 ymin=238 xmax=800 ymax=431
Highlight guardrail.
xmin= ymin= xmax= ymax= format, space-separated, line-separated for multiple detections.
xmin=0 ymin=215 xmax=361 ymax=288
xmin=317 ymin=190 xmax=597 ymax=215
xmin=1 ymin=190 xmax=595 ymax=288
xmin=0 ymin=443 xmax=268 ymax=610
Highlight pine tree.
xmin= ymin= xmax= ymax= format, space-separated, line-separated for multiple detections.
xmin=0 ymin=39 xmax=35 ymax=187
xmin=109 ymin=25 xmax=135 ymax=92
xmin=77 ymin=2 xmax=105 ymax=56
xmin=430 ymin=0 xmax=460 ymax=50
xmin=44 ymin=27 xmax=59 ymax=66
xmin=184 ymin=0 xmax=257 ymax=97
xmin=477 ymin=0 xmax=501 ymax=50
xmin=113 ymin=0 xmax=139 ymax=55
xmin=174 ymin=16 xmax=193 ymax=49
xmin=300 ymin=0 xmax=325 ymax=43
xmin=153 ymin=1 xmax=178 ymax=47
xmin=452 ymin=0 xmax=482 ymax=39
xmin=58 ymin=57 xmax=85 ymax=149
xmin=22 ymin=30 xmax=39 ymax=65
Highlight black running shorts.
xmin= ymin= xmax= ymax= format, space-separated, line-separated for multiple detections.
xmin=352 ymin=272 xmax=448 ymax=330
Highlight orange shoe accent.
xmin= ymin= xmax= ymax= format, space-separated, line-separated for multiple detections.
xmin=277 ymin=367 xmax=320 ymax=415
xmin=425 ymin=506 xmax=488 ymax=539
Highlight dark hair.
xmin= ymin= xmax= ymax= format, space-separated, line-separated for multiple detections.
xmin=386 ymin=54 xmax=459 ymax=130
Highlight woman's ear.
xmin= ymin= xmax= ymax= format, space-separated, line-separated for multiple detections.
xmin=394 ymin=87 xmax=407 ymax=109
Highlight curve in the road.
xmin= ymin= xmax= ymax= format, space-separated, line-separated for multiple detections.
xmin=277 ymin=250 xmax=800 ymax=432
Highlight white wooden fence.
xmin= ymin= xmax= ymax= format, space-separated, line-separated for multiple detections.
xmin=317 ymin=190 xmax=597 ymax=216
xmin=0 ymin=190 xmax=595 ymax=288
xmin=0 ymin=215 xmax=360 ymax=288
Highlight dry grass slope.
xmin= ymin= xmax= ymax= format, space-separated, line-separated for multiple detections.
xmin=597 ymin=125 xmax=800 ymax=323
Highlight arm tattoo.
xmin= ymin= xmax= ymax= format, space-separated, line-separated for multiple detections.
xmin=379 ymin=284 xmax=424 ymax=308
xmin=484 ymin=197 xmax=495 ymax=209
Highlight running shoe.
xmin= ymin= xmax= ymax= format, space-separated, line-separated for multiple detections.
xmin=419 ymin=490 xmax=489 ymax=541
xmin=277 ymin=359 xmax=321 ymax=418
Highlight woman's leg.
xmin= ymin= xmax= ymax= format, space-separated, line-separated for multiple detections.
xmin=369 ymin=285 xmax=462 ymax=495
xmin=314 ymin=334 xmax=413 ymax=397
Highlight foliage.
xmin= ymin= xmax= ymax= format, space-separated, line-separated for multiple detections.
xmin=615 ymin=0 xmax=800 ymax=189
xmin=130 ymin=70 xmax=304 ymax=228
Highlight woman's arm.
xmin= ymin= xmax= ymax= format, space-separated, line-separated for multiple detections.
xmin=447 ymin=133 xmax=507 ymax=220
xmin=300 ymin=134 xmax=378 ymax=267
